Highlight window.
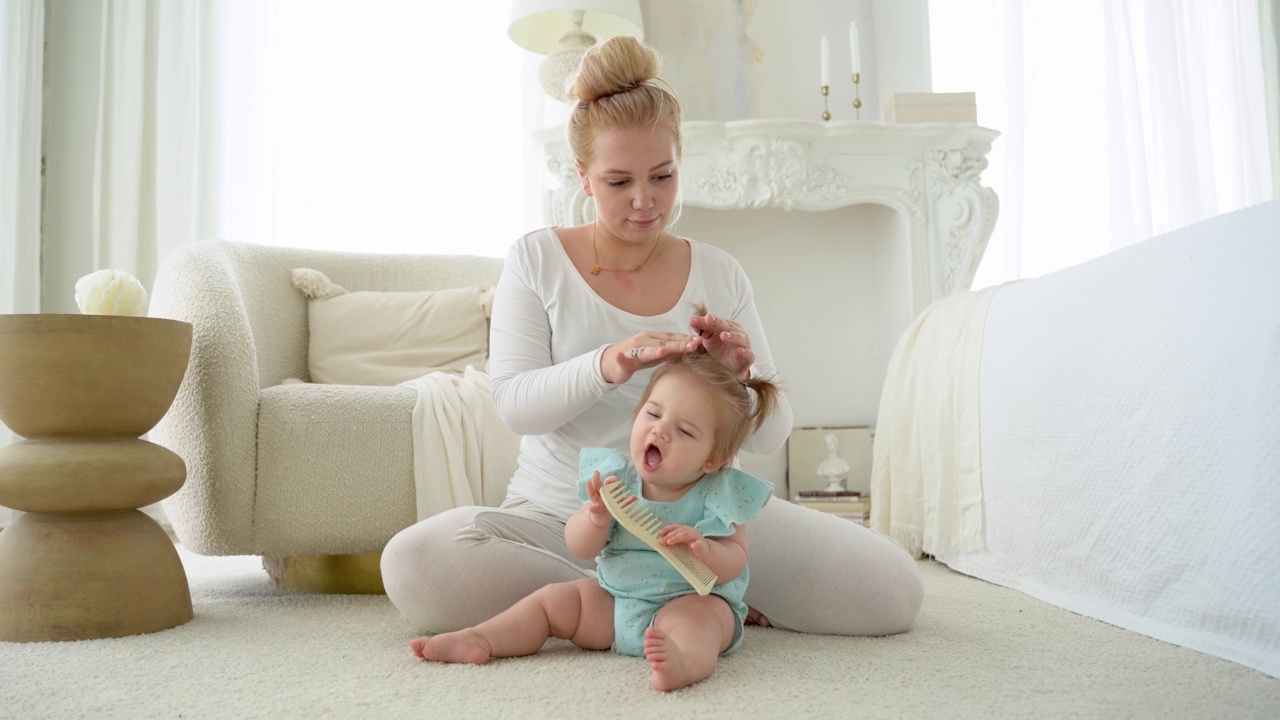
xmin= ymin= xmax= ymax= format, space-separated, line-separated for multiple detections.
xmin=930 ymin=0 xmax=1272 ymax=287
xmin=226 ymin=2 xmax=529 ymax=257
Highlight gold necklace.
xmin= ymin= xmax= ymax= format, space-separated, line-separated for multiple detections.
xmin=591 ymin=221 xmax=662 ymax=276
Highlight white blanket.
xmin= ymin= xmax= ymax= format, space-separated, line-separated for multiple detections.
xmin=937 ymin=200 xmax=1280 ymax=679
xmin=399 ymin=367 xmax=518 ymax=521
xmin=870 ymin=284 xmax=1003 ymax=558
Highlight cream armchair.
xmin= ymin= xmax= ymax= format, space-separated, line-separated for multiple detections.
xmin=149 ymin=240 xmax=515 ymax=573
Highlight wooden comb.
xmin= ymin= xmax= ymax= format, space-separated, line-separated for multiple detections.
xmin=599 ymin=481 xmax=718 ymax=596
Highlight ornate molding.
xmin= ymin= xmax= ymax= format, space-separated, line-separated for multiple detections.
xmin=926 ymin=144 xmax=991 ymax=198
xmin=690 ymin=137 xmax=852 ymax=210
xmin=925 ymin=142 xmax=1000 ymax=294
xmin=534 ymin=120 xmax=1001 ymax=314
xmin=902 ymin=161 xmax=928 ymax=222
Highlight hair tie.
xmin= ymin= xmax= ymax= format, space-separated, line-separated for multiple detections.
xmin=598 ymin=81 xmax=644 ymax=101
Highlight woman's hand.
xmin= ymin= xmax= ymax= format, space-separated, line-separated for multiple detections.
xmin=688 ymin=312 xmax=755 ymax=380
xmin=603 ymin=330 xmax=696 ymax=384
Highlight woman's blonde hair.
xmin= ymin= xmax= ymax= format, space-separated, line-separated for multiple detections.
xmin=566 ymin=35 xmax=684 ymax=170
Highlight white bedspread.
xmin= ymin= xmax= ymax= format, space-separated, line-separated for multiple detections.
xmin=871 ymin=285 xmax=1002 ymax=557
xmin=399 ymin=367 xmax=519 ymax=520
xmin=936 ymin=200 xmax=1280 ymax=679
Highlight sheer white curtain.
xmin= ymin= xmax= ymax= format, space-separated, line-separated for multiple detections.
xmin=40 ymin=0 xmax=228 ymax=312
xmin=931 ymin=0 xmax=1275 ymax=289
xmin=0 ymin=2 xmax=42 ymax=321
xmin=1263 ymin=0 xmax=1280 ymax=192
xmin=25 ymin=2 xmax=551 ymax=312
xmin=0 ymin=0 xmax=45 ymax=528
xmin=221 ymin=1 xmax=533 ymax=257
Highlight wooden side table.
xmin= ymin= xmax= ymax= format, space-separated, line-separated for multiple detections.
xmin=0 ymin=314 xmax=194 ymax=641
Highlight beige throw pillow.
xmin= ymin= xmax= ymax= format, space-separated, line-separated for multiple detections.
xmin=291 ymin=268 xmax=490 ymax=386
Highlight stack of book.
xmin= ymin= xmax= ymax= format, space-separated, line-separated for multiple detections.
xmin=792 ymin=490 xmax=871 ymax=527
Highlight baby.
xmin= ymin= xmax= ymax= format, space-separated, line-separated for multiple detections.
xmin=412 ymin=348 xmax=781 ymax=691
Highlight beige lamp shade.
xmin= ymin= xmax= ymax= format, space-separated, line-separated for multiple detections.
xmin=508 ymin=0 xmax=644 ymax=101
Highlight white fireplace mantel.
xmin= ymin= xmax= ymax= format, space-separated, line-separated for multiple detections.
xmin=534 ymin=119 xmax=1001 ymax=316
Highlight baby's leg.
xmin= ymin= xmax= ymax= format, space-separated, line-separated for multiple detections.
xmin=412 ymin=578 xmax=614 ymax=664
xmin=644 ymin=594 xmax=735 ymax=692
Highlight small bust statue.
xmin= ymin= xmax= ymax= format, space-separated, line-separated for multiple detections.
xmin=815 ymin=433 xmax=851 ymax=492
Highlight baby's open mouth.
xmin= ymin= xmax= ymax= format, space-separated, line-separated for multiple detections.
xmin=644 ymin=443 xmax=663 ymax=470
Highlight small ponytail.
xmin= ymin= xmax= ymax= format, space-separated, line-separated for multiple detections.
xmin=743 ymin=373 xmax=780 ymax=436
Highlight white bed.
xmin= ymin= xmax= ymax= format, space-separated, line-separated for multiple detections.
xmin=872 ymin=198 xmax=1280 ymax=679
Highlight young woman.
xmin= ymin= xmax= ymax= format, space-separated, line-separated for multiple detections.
xmin=380 ymin=35 xmax=922 ymax=640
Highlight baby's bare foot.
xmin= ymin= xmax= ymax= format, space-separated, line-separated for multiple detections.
xmin=644 ymin=626 xmax=699 ymax=692
xmin=410 ymin=630 xmax=492 ymax=665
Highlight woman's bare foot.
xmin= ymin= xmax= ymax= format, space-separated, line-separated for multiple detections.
xmin=644 ymin=626 xmax=705 ymax=692
xmin=410 ymin=630 xmax=492 ymax=665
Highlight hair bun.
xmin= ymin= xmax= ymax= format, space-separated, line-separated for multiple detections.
xmin=569 ymin=35 xmax=661 ymax=103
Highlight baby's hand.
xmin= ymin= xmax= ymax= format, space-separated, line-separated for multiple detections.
xmin=584 ymin=472 xmax=628 ymax=527
xmin=658 ymin=524 xmax=709 ymax=559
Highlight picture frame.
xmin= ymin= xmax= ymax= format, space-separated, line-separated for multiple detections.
xmin=786 ymin=426 xmax=875 ymax=498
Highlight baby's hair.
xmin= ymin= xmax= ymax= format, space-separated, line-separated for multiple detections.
xmin=565 ymin=36 xmax=684 ymax=170
xmin=635 ymin=304 xmax=781 ymax=471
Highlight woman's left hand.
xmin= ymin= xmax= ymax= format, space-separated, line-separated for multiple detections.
xmin=688 ymin=312 xmax=755 ymax=380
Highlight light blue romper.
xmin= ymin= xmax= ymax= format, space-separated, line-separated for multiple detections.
xmin=578 ymin=448 xmax=773 ymax=657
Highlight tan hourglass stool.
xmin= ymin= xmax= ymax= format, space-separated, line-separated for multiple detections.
xmin=0 ymin=314 xmax=194 ymax=641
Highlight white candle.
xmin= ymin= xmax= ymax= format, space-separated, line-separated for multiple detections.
xmin=849 ymin=21 xmax=861 ymax=76
xmin=820 ymin=35 xmax=830 ymax=86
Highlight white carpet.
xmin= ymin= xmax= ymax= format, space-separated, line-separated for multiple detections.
xmin=1 ymin=547 xmax=1277 ymax=719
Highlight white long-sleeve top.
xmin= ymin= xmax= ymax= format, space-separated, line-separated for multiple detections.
xmin=489 ymin=227 xmax=793 ymax=519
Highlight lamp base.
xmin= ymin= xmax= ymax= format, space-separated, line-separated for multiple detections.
xmin=540 ymin=27 xmax=596 ymax=102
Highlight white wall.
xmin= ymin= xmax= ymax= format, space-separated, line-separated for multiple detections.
xmin=640 ymin=0 xmax=876 ymax=121
xmin=870 ymin=0 xmax=933 ymax=108
xmin=641 ymin=0 xmax=930 ymax=122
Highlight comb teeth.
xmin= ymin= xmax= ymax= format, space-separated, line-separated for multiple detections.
xmin=599 ymin=481 xmax=717 ymax=596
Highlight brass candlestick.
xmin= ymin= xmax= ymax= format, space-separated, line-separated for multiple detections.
xmin=852 ymin=73 xmax=862 ymax=121
xmin=821 ymin=85 xmax=831 ymax=121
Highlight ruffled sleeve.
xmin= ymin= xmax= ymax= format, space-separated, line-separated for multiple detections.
xmin=577 ymin=447 xmax=634 ymax=503
xmin=694 ymin=467 xmax=774 ymax=538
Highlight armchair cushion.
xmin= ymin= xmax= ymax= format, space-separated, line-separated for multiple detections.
xmin=292 ymin=267 xmax=490 ymax=386
xmin=255 ymin=382 xmax=417 ymax=555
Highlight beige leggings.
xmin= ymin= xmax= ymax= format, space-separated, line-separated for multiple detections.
xmin=380 ymin=495 xmax=923 ymax=636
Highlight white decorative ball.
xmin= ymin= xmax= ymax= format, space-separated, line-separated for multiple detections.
xmin=74 ymin=269 xmax=149 ymax=316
